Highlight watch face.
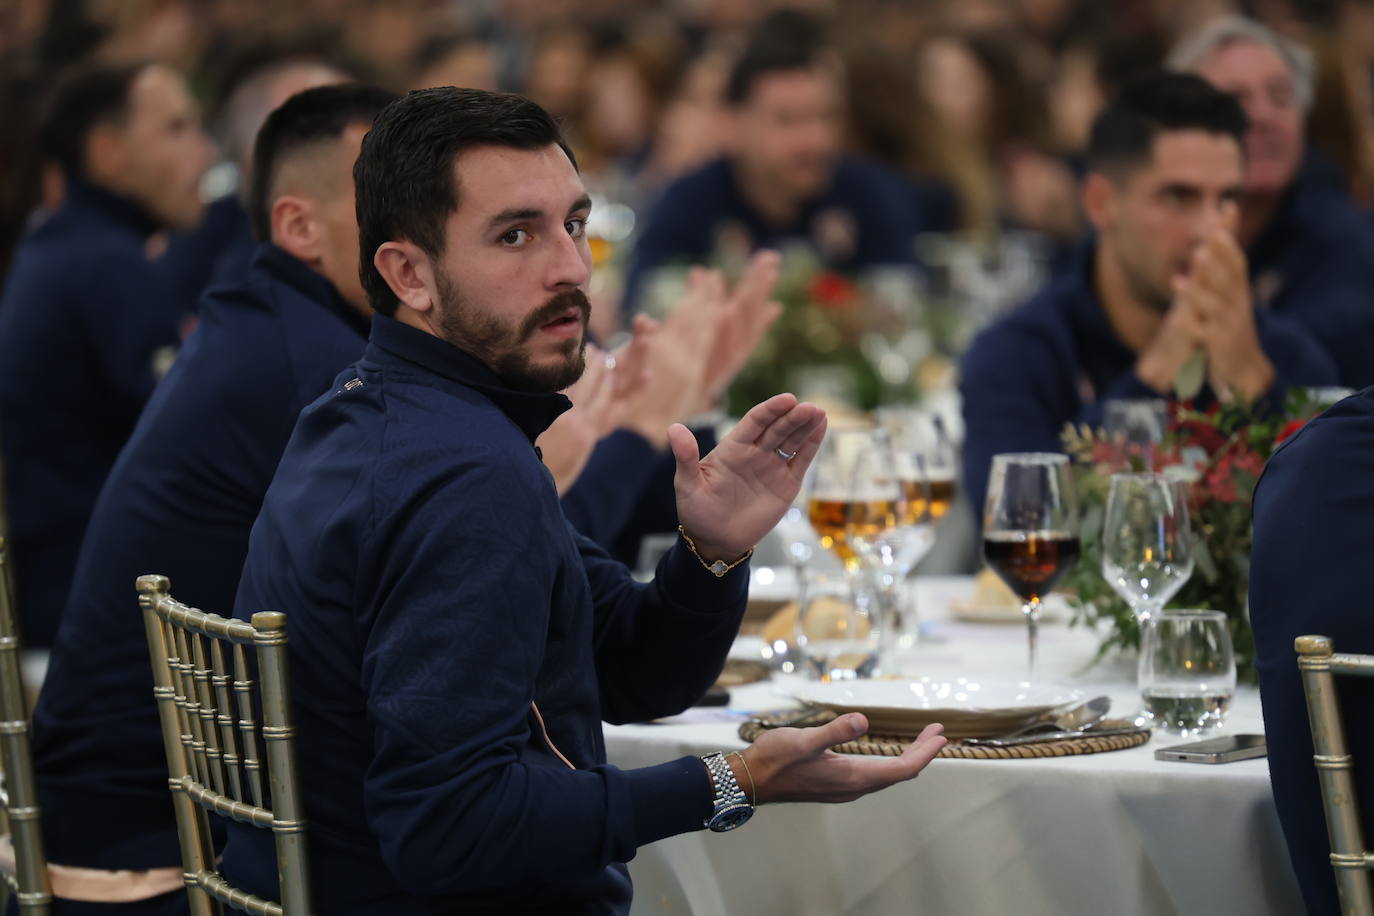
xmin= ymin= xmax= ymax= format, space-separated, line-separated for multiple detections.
xmin=708 ymin=802 xmax=753 ymax=832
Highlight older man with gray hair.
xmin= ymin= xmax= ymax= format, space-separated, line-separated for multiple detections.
xmin=1170 ymin=15 xmax=1374 ymax=389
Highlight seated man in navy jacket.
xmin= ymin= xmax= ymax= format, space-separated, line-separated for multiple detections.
xmin=1171 ymin=15 xmax=1374 ymax=390
xmin=960 ymin=73 xmax=1336 ymax=512
xmin=226 ymin=87 xmax=947 ymax=915
xmin=621 ymin=8 xmax=920 ymax=313
xmin=30 ymin=83 xmax=397 ymax=915
xmin=0 ymin=61 xmax=213 ymax=645
xmin=1250 ymin=390 xmax=1374 ymax=916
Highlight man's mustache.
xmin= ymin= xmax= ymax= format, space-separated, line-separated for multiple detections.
xmin=519 ymin=289 xmax=591 ymax=341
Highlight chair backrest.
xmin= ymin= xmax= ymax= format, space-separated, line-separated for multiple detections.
xmin=1296 ymin=634 xmax=1374 ymax=916
xmin=137 ymin=575 xmax=311 ymax=916
xmin=0 ymin=538 xmax=51 ymax=913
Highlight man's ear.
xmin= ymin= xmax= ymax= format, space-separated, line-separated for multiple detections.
xmin=1082 ymin=172 xmax=1116 ymax=234
xmin=270 ymin=195 xmax=320 ymax=262
xmin=373 ymin=241 xmax=435 ymax=315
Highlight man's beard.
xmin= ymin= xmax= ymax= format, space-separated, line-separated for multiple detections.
xmin=433 ymin=268 xmax=590 ymax=393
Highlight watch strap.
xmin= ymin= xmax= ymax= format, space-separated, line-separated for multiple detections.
xmin=701 ymin=752 xmax=752 ymax=832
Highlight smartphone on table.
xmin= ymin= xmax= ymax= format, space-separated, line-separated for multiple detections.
xmin=1155 ymin=734 xmax=1267 ymax=764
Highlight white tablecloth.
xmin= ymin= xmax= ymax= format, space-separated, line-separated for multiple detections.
xmin=604 ymin=577 xmax=1302 ymax=916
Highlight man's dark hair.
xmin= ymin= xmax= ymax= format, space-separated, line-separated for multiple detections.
xmin=725 ymin=9 xmax=830 ymax=106
xmin=1088 ymin=71 xmax=1248 ymax=179
xmin=249 ymin=83 xmax=397 ymax=242
xmin=38 ymin=61 xmax=149 ymax=179
xmin=354 ymin=87 xmax=576 ymax=317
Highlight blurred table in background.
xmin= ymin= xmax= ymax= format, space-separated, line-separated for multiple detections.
xmin=607 ymin=577 xmax=1301 ymax=916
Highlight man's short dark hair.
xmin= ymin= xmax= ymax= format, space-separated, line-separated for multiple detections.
xmin=38 ymin=61 xmax=149 ymax=179
xmin=249 ymin=83 xmax=397 ymax=242
xmin=354 ymin=87 xmax=576 ymax=317
xmin=1088 ymin=71 xmax=1249 ymax=179
xmin=725 ymin=9 xmax=830 ymax=106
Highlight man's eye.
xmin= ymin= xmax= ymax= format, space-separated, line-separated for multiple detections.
xmin=566 ymin=218 xmax=586 ymax=239
xmin=502 ymin=229 xmax=529 ymax=246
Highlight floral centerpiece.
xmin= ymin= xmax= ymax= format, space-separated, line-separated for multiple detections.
xmin=640 ymin=243 xmax=934 ymax=416
xmin=1060 ymin=391 xmax=1332 ymax=679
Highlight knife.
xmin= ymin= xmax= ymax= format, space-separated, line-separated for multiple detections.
xmin=995 ymin=694 xmax=1111 ymax=740
xmin=961 ymin=724 xmax=1150 ymax=748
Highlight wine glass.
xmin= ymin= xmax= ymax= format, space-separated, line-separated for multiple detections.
xmin=872 ymin=409 xmax=952 ymax=672
xmin=1139 ymin=609 xmax=1235 ymax=735
xmin=1103 ymin=398 xmax=1169 ymax=467
xmin=770 ymin=499 xmax=820 ymax=674
xmin=806 ymin=428 xmax=898 ymax=575
xmin=806 ymin=428 xmax=902 ymax=677
xmin=1101 ymin=473 xmax=1194 ymax=624
xmin=982 ymin=453 xmax=1080 ymax=677
xmin=874 ymin=407 xmax=958 ymax=543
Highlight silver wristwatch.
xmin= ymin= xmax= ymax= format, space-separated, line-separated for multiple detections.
xmin=701 ymin=752 xmax=753 ymax=832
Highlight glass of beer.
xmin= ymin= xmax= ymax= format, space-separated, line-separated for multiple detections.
xmin=982 ymin=453 xmax=1080 ymax=677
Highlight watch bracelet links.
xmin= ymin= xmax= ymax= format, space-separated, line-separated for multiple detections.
xmin=678 ymin=525 xmax=754 ymax=578
xmin=701 ymin=752 xmax=750 ymax=822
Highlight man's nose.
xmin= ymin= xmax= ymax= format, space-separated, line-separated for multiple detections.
xmin=546 ymin=229 xmax=591 ymax=289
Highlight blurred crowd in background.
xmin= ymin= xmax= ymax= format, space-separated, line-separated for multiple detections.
xmin=6 ymin=0 xmax=1374 ymax=334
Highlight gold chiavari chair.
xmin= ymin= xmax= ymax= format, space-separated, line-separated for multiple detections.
xmin=0 ymin=538 xmax=51 ymax=914
xmin=1297 ymin=635 xmax=1374 ymax=916
xmin=137 ymin=575 xmax=311 ymax=916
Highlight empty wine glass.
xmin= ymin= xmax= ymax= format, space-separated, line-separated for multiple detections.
xmin=771 ymin=500 xmax=820 ymax=673
xmin=1101 ymin=473 xmax=1194 ymax=624
xmin=1103 ymin=398 xmax=1169 ymax=467
xmin=982 ymin=453 xmax=1080 ymax=677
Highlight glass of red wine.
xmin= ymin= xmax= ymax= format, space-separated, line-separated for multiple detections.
xmin=982 ymin=453 xmax=1080 ymax=677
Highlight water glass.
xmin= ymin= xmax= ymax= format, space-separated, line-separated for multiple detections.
xmin=797 ymin=571 xmax=877 ymax=681
xmin=1139 ymin=609 xmax=1236 ymax=736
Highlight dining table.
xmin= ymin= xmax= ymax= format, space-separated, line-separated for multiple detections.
xmin=605 ymin=574 xmax=1304 ymax=916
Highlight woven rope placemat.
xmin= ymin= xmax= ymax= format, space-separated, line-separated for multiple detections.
xmin=739 ymin=708 xmax=1152 ymax=759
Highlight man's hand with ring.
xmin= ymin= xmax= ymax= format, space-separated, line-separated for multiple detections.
xmin=671 ymin=393 xmax=826 ymax=563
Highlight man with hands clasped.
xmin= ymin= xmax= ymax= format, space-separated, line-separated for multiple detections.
xmin=1133 ymin=202 xmax=1274 ymax=405
xmin=960 ymin=72 xmax=1335 ymax=512
xmin=226 ymin=87 xmax=945 ymax=916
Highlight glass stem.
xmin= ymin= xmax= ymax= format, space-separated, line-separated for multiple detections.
xmin=1024 ymin=596 xmax=1041 ymax=677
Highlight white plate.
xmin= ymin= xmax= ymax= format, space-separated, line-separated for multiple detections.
xmin=787 ymin=677 xmax=1084 ymax=739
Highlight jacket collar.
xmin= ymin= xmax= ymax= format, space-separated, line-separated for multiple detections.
xmin=251 ymin=242 xmax=371 ymax=337
xmin=62 ymin=176 xmax=162 ymax=238
xmin=1059 ymin=238 xmax=1139 ymax=391
xmin=366 ymin=314 xmax=571 ymax=442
